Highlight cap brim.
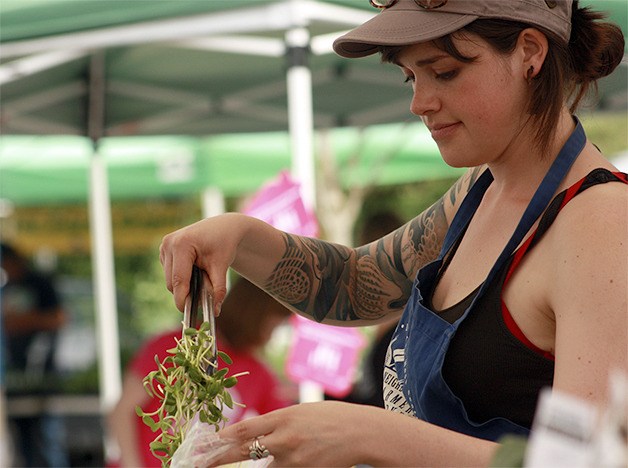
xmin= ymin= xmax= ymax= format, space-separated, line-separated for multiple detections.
xmin=333 ymin=9 xmax=478 ymax=59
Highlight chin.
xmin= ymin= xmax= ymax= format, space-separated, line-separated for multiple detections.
xmin=440 ymin=152 xmax=472 ymax=169
xmin=444 ymin=160 xmax=469 ymax=169
xmin=439 ymin=144 xmax=485 ymax=168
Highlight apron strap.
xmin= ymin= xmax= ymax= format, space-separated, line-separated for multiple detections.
xmin=479 ymin=118 xmax=586 ymax=291
xmin=439 ymin=168 xmax=494 ymax=258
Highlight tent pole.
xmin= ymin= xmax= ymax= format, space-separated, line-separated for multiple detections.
xmin=286 ymin=26 xmax=323 ymax=403
xmin=86 ymin=52 xmax=122 ymax=418
xmin=201 ymin=186 xmax=225 ymax=219
xmin=201 ymin=187 xmax=229 ymax=290
xmin=286 ymin=27 xmax=316 ymax=213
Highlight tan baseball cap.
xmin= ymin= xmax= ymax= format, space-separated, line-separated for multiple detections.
xmin=333 ymin=0 xmax=572 ymax=58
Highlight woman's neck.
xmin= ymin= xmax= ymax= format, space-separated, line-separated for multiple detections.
xmin=486 ymin=110 xmax=575 ymax=201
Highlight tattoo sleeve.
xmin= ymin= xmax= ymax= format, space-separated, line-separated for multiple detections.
xmin=263 ymin=166 xmax=484 ymax=323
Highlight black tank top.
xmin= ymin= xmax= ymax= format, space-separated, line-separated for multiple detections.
xmin=427 ymin=168 xmax=627 ymax=429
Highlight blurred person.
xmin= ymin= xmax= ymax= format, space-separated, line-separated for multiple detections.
xmin=1 ymin=242 xmax=69 ymax=467
xmin=107 ymin=276 xmax=293 ymax=468
xmin=159 ymin=1 xmax=627 ymax=465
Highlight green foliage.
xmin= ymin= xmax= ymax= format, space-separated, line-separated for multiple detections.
xmin=358 ymin=177 xmax=458 ymax=230
xmin=580 ymin=112 xmax=628 ymax=157
xmin=131 ymin=246 xmax=181 ymax=339
xmin=137 ymin=323 xmax=244 ymax=467
xmin=58 ymin=366 xmax=100 ymax=394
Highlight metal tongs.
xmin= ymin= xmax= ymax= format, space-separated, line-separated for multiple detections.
xmin=183 ymin=265 xmax=217 ymax=375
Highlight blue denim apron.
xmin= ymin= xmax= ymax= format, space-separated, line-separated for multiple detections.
xmin=390 ymin=119 xmax=586 ymax=441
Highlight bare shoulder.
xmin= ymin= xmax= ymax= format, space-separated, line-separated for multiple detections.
xmin=547 ymin=177 xmax=627 ymax=275
xmin=551 ymin=176 xmax=627 ymax=244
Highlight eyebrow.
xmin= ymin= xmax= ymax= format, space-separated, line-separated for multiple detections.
xmin=394 ymin=53 xmax=450 ymax=68
xmin=414 ymin=54 xmax=450 ymax=67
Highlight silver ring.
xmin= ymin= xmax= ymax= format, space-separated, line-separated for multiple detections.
xmin=248 ymin=437 xmax=270 ymax=460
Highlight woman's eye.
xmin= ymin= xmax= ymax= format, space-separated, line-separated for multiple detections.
xmin=403 ymin=75 xmax=415 ymax=84
xmin=435 ymin=70 xmax=458 ymax=80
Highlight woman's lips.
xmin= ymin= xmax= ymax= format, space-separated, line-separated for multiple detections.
xmin=429 ymin=122 xmax=461 ymax=140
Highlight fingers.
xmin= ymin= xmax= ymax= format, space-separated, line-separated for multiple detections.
xmin=160 ymin=230 xmax=201 ymax=312
xmin=212 ymin=416 xmax=277 ymax=467
xmin=159 ymin=222 xmax=230 ymax=313
xmin=219 ymin=413 xmax=278 ymax=448
xmin=159 ymin=238 xmax=172 ymax=291
xmin=203 ymin=264 xmax=227 ymax=316
xmin=159 ymin=235 xmax=192 ymax=312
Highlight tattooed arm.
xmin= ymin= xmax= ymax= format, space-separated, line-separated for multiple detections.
xmin=161 ymin=166 xmax=484 ymax=319
xmin=263 ymin=165 xmax=484 ymax=325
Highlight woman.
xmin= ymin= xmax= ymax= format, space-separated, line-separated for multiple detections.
xmin=159 ymin=0 xmax=626 ymax=465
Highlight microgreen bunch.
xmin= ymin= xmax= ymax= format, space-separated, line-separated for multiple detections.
xmin=136 ymin=321 xmax=243 ymax=467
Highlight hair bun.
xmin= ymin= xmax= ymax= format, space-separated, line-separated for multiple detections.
xmin=570 ymin=3 xmax=625 ymax=81
xmin=597 ymin=46 xmax=620 ymax=78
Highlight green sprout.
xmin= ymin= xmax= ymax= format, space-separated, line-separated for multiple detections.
xmin=136 ymin=321 xmax=245 ymax=467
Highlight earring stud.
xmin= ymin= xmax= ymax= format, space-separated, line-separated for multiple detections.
xmin=526 ymin=65 xmax=535 ymax=84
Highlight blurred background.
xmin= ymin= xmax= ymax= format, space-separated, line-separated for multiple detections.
xmin=1 ymin=0 xmax=625 ymax=466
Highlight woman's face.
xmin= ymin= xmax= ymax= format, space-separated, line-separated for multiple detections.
xmin=396 ymin=34 xmax=530 ymax=168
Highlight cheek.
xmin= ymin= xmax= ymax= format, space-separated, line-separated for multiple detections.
xmin=439 ymin=81 xmax=521 ymax=165
xmin=466 ymin=76 xmax=521 ymax=127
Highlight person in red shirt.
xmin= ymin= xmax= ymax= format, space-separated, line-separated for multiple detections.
xmin=107 ymin=276 xmax=292 ymax=468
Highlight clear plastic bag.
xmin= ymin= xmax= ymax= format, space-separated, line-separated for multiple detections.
xmin=171 ymin=419 xmax=273 ymax=468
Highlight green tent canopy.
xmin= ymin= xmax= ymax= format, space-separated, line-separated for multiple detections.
xmin=0 ymin=0 xmax=625 ymax=138
xmin=0 ymin=122 xmax=462 ymax=205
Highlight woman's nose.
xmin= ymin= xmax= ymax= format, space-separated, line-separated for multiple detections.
xmin=410 ymin=87 xmax=440 ymax=117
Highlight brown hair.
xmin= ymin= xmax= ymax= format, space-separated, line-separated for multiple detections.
xmin=216 ymin=276 xmax=291 ymax=351
xmin=379 ymin=0 xmax=624 ymax=154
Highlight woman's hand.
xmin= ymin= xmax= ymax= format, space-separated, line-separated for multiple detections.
xmin=159 ymin=213 xmax=287 ymax=313
xmin=213 ymin=401 xmax=381 ymax=467
xmin=159 ymin=213 xmax=247 ymax=312
xmin=212 ymin=400 xmax=498 ymax=467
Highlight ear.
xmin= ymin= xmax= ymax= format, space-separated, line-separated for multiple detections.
xmin=516 ymin=28 xmax=549 ymax=80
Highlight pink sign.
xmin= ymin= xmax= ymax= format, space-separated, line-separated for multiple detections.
xmin=286 ymin=315 xmax=366 ymax=398
xmin=244 ymin=171 xmax=363 ymax=397
xmin=242 ymin=170 xmax=318 ymax=237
